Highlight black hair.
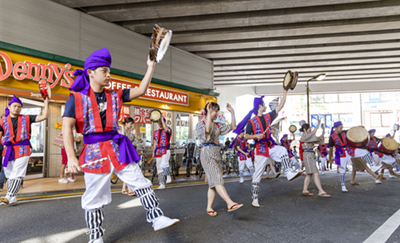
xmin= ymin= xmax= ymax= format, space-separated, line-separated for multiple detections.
xmin=299 ymin=123 xmax=310 ymax=132
xmin=123 ymin=117 xmax=134 ymax=125
xmin=204 ymin=102 xmax=220 ymax=116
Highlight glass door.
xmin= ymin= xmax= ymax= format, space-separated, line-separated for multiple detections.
xmin=175 ymin=112 xmax=189 ymax=148
xmin=18 ymin=99 xmax=46 ymax=179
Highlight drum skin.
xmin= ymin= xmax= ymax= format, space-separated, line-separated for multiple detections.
xmin=379 ymin=137 xmax=399 ymax=154
xmin=347 ymin=126 xmax=368 ymax=148
xmin=149 ymin=109 xmax=162 ymax=122
xmin=289 ymin=125 xmax=297 ymax=133
xmin=283 ymin=70 xmax=293 ymax=91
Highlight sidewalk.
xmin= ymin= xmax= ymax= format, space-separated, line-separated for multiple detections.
xmin=0 ymin=172 xmax=212 ymax=199
xmin=0 ymin=175 xmax=101 ymax=198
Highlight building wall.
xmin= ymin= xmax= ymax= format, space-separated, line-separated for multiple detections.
xmin=0 ymin=0 xmax=213 ymax=90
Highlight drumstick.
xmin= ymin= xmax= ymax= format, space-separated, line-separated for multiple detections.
xmin=81 ymin=157 xmax=108 ymax=168
xmin=65 ymin=157 xmax=108 ymax=173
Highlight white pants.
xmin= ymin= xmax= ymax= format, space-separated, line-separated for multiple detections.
xmin=82 ymin=162 xmax=152 ymax=211
xmin=372 ymin=153 xmax=382 ymax=166
xmin=3 ymin=156 xmax=30 ymax=179
xmin=156 ymin=150 xmax=171 ymax=174
xmin=337 ymin=152 xmax=352 ymax=174
xmin=352 ymin=148 xmax=369 ymax=158
xmin=321 ymin=157 xmax=326 ymax=171
xmin=381 ymin=154 xmax=396 ymax=166
xmin=239 ymin=157 xmax=253 ymax=171
xmin=252 ymin=145 xmax=288 ymax=183
xmin=338 ymin=148 xmax=369 ymax=173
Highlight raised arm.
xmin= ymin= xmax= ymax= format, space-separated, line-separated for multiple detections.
xmin=129 ymin=56 xmax=156 ymax=101
xmin=205 ymin=103 xmax=213 ymax=135
xmin=226 ymin=103 xmax=236 ymax=131
xmin=312 ymin=118 xmax=321 ymax=134
xmin=275 ymin=89 xmax=288 ymax=113
xmin=35 ymin=98 xmax=49 ymax=122
xmin=161 ymin=117 xmax=170 ymax=133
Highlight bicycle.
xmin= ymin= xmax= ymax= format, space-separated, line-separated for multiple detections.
xmin=183 ymin=141 xmax=198 ymax=177
xmin=169 ymin=144 xmax=179 ymax=178
xmin=110 ymin=172 xmax=119 ymax=184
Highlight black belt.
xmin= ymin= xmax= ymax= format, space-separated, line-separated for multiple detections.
xmin=303 ymin=149 xmax=314 ymax=153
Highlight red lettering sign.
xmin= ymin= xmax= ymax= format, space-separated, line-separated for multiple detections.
xmin=0 ymin=51 xmax=73 ymax=88
xmin=106 ymin=77 xmax=189 ymax=106
xmin=119 ymin=106 xmax=131 ymax=122
xmin=134 ymin=107 xmax=151 ymax=124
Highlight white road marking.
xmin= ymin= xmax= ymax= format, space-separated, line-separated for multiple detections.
xmin=20 ymin=228 xmax=87 ymax=243
xmin=117 ymin=197 xmax=142 ymax=209
xmin=363 ymin=209 xmax=400 ymax=243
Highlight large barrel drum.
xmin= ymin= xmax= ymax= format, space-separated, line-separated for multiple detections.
xmin=347 ymin=126 xmax=368 ymax=148
xmin=378 ymin=137 xmax=399 ymax=154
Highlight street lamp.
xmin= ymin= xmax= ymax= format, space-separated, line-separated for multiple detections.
xmin=306 ymin=73 xmax=326 ymax=124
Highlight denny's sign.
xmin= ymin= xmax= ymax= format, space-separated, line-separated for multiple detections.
xmin=0 ymin=51 xmax=189 ymax=105
xmin=0 ymin=51 xmax=73 ymax=88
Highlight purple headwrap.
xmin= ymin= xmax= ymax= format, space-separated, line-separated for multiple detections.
xmin=280 ymin=134 xmax=288 ymax=145
xmin=330 ymin=121 xmax=343 ymax=136
xmin=386 ymin=133 xmax=391 ymax=138
xmin=5 ymin=95 xmax=23 ymax=117
xmin=368 ymin=129 xmax=376 ymax=134
xmin=233 ymin=96 xmax=265 ymax=134
xmin=70 ymin=47 xmax=112 ymax=95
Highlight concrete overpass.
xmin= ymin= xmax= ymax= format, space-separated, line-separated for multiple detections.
xmin=51 ymin=0 xmax=400 ymax=97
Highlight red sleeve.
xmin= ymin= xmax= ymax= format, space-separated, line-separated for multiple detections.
xmin=74 ymin=93 xmax=84 ymax=134
xmin=299 ymin=142 xmax=303 ymax=161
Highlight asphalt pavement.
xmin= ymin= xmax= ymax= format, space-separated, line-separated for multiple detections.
xmin=1 ymin=170 xmax=399 ymax=243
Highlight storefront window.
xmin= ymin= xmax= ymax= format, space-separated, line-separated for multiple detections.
xmin=370 ymin=113 xmax=381 ymax=127
xmin=324 ymin=94 xmax=338 ymax=103
xmin=145 ymin=124 xmax=152 ymax=146
xmin=176 ymin=112 xmax=189 ymax=148
xmin=369 ymin=93 xmax=380 ymax=102
xmin=381 ymin=113 xmax=392 ymax=127
xmin=380 ymin=92 xmax=394 ymax=102
xmin=339 ymin=94 xmax=353 ymax=102
xmin=310 ymin=94 xmax=323 ymax=103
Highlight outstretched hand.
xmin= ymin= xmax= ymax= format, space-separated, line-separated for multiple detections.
xmin=147 ymin=55 xmax=156 ymax=67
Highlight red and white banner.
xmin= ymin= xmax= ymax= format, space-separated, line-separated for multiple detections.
xmin=106 ymin=77 xmax=189 ymax=106
xmin=119 ymin=106 xmax=131 ymax=122
xmin=134 ymin=107 xmax=151 ymax=124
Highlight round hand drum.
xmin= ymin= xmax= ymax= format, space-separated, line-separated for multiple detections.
xmin=149 ymin=24 xmax=172 ymax=63
xmin=289 ymin=125 xmax=297 ymax=133
xmin=149 ymin=109 xmax=162 ymax=122
xmin=379 ymin=137 xmax=399 ymax=154
xmin=347 ymin=126 xmax=368 ymax=148
xmin=38 ymin=79 xmax=51 ymax=99
xmin=283 ymin=70 xmax=298 ymax=91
